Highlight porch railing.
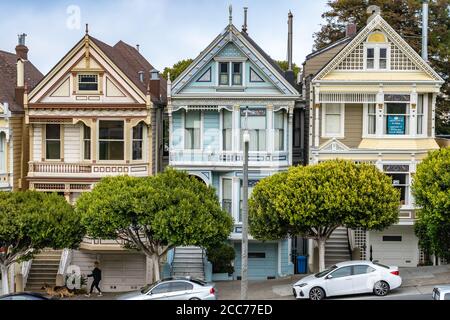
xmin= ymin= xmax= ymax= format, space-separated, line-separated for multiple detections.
xmin=170 ymin=150 xmax=289 ymax=164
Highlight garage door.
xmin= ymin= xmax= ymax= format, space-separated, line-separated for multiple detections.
xmin=370 ymin=225 xmax=419 ymax=267
xmin=234 ymin=242 xmax=278 ymax=280
xmin=101 ymin=254 xmax=146 ymax=292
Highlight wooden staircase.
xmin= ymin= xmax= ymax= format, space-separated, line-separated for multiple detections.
xmin=25 ymin=250 xmax=62 ymax=292
xmin=171 ymin=246 xmax=205 ymax=280
xmin=325 ymin=227 xmax=352 ymax=268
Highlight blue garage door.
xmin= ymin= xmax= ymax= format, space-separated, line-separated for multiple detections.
xmin=234 ymin=242 xmax=278 ymax=280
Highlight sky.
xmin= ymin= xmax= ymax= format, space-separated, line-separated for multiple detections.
xmin=0 ymin=0 xmax=329 ymax=74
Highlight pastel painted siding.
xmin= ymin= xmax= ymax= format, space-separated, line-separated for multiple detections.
xmin=203 ymin=111 xmax=220 ymax=151
xmin=342 ymin=104 xmax=363 ymax=148
xmin=33 ymin=126 xmax=42 ymax=161
xmin=280 ymin=239 xmax=294 ymax=276
xmin=172 ymin=111 xmax=183 ymax=149
xmin=64 ymin=124 xmax=80 ymax=162
xmin=233 ymin=242 xmax=278 ymax=280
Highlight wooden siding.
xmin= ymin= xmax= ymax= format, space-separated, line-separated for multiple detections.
xmin=233 ymin=242 xmax=278 ymax=280
xmin=303 ymin=42 xmax=348 ymax=77
xmin=342 ymin=104 xmax=363 ymax=148
xmin=10 ymin=116 xmax=28 ymax=190
xmin=64 ymin=124 xmax=80 ymax=162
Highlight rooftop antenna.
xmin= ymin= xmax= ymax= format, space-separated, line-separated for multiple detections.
xmin=242 ymin=7 xmax=248 ymax=34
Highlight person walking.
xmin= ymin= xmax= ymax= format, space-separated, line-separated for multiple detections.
xmin=85 ymin=261 xmax=102 ymax=297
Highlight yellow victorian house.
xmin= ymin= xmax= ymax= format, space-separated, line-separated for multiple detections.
xmin=305 ymin=10 xmax=444 ymax=269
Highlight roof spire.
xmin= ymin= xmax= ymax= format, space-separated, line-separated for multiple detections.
xmin=242 ymin=7 xmax=248 ymax=34
xmin=229 ymin=4 xmax=233 ymax=26
xmin=85 ymin=23 xmax=89 ymax=35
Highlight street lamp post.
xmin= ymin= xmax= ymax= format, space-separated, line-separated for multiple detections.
xmin=241 ymin=107 xmax=250 ymax=300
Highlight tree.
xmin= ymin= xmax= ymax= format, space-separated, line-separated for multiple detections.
xmin=314 ymin=0 xmax=450 ymax=135
xmin=76 ymin=168 xmax=233 ymax=282
xmin=162 ymin=59 xmax=194 ymax=82
xmin=0 ymin=191 xmax=84 ymax=294
xmin=249 ymin=160 xmax=400 ymax=271
xmin=206 ymin=243 xmax=235 ymax=274
xmin=276 ymin=60 xmax=301 ymax=80
xmin=412 ymin=147 xmax=450 ymax=261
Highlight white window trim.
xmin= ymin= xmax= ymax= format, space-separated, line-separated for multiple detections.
xmin=217 ymin=61 xmax=245 ymax=87
xmin=80 ymin=124 xmax=92 ymax=162
xmin=219 ymin=176 xmax=234 ymax=218
xmin=44 ymin=124 xmax=62 ymax=161
xmin=363 ymin=43 xmax=391 ymax=71
xmin=273 ymin=109 xmax=287 ymax=152
xmin=382 ymin=102 xmax=412 ymax=138
xmin=131 ymin=123 xmax=147 ymax=162
xmin=321 ymin=103 xmax=345 ymax=139
xmin=96 ymin=119 xmax=125 ymax=162
xmin=381 ymin=161 xmax=413 ymax=209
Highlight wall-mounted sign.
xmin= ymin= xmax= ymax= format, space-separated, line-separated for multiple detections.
xmin=387 ymin=115 xmax=405 ymax=134
xmin=240 ymin=108 xmax=266 ymax=117
xmin=384 ymin=94 xmax=410 ymax=102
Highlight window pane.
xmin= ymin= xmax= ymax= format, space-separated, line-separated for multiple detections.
xmin=353 ymin=265 xmax=372 ymax=275
xmin=222 ymin=179 xmax=232 ymax=214
xmin=326 ymin=115 xmax=341 ymax=134
xmin=367 ymin=59 xmax=374 ymax=69
xmin=379 ymin=59 xmax=387 ymax=69
xmin=84 ymin=140 xmax=91 ymax=160
xmin=78 ymin=75 xmax=98 ymax=91
xmin=133 ymin=123 xmax=144 ymax=140
xmin=386 ymin=103 xmax=407 ymax=114
xmin=368 ymin=115 xmax=376 ymax=134
xmin=99 ymin=141 xmax=124 ymax=160
xmin=330 ymin=266 xmax=352 ymax=278
xmin=380 ymin=48 xmax=387 ymax=58
xmin=367 ymin=48 xmax=375 ymax=58
xmin=151 ymin=283 xmax=170 ymax=294
xmin=274 ymin=129 xmax=284 ymax=151
xmin=326 ymin=104 xmax=341 ymax=114
xmin=132 ymin=141 xmax=142 ymax=160
xmin=46 ymin=124 xmax=60 ymax=140
xmin=220 ymin=63 xmax=228 ymax=73
xmin=99 ymin=121 xmax=124 ymax=140
xmin=83 ymin=125 xmax=91 ymax=139
xmin=46 ymin=141 xmax=60 ymax=159
xmin=274 ymin=111 xmax=285 ymax=129
xmin=185 ymin=111 xmax=201 ymax=129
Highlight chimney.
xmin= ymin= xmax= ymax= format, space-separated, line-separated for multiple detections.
xmin=422 ymin=0 xmax=429 ymax=62
xmin=15 ymin=33 xmax=28 ymax=60
xmin=346 ymin=23 xmax=357 ymax=37
xmin=136 ymin=44 xmax=140 ymax=52
xmin=284 ymin=11 xmax=295 ymax=86
xmin=242 ymin=7 xmax=248 ymax=34
xmin=149 ymin=69 xmax=161 ymax=101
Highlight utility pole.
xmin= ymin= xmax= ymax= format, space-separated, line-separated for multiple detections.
xmin=241 ymin=107 xmax=250 ymax=300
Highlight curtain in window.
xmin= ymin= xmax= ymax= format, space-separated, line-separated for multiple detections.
xmin=325 ymin=104 xmax=341 ymax=135
xmin=185 ymin=111 xmax=201 ymax=149
xmin=133 ymin=123 xmax=144 ymax=160
xmin=241 ymin=115 xmax=266 ymax=151
xmin=368 ymin=104 xmax=376 ymax=134
xmin=222 ymin=179 xmax=232 ymax=215
xmin=46 ymin=124 xmax=61 ymax=159
xmin=222 ymin=111 xmax=232 ymax=151
xmin=83 ymin=124 xmax=91 ymax=160
xmin=274 ymin=111 xmax=285 ymax=151
xmin=417 ymin=95 xmax=424 ymax=135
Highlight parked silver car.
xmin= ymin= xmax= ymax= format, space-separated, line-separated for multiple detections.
xmin=432 ymin=286 xmax=450 ymax=300
xmin=117 ymin=277 xmax=217 ymax=300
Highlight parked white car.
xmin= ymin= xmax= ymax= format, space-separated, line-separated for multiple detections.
xmin=293 ymin=261 xmax=402 ymax=300
xmin=432 ymin=286 xmax=450 ymax=300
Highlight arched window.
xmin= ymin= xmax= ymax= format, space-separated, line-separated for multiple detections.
xmin=365 ymin=31 xmax=389 ymax=70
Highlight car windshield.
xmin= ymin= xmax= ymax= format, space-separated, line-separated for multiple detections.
xmin=140 ymin=281 xmax=161 ymax=294
xmin=314 ymin=266 xmax=337 ymax=278
xmin=189 ymin=278 xmax=207 ymax=286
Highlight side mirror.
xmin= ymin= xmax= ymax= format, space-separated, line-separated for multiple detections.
xmin=326 ymin=274 xmax=333 ymax=280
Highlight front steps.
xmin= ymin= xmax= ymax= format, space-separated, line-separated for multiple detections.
xmin=172 ymin=246 xmax=205 ymax=280
xmin=25 ymin=250 xmax=62 ymax=292
xmin=325 ymin=227 xmax=351 ymax=268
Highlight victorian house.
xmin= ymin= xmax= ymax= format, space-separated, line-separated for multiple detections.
xmin=22 ymin=28 xmax=166 ymax=292
xmin=302 ymin=8 xmax=444 ymax=270
xmin=167 ymin=10 xmax=301 ymax=280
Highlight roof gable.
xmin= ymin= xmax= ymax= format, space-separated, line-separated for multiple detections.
xmin=172 ymin=24 xmax=299 ymax=96
xmin=313 ymin=14 xmax=444 ymax=83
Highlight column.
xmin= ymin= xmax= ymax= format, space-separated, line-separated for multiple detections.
xmin=267 ymin=104 xmax=274 ymax=153
xmin=288 ymin=106 xmax=294 ymax=165
xmin=125 ymin=119 xmax=131 ymax=163
xmin=91 ymin=119 xmax=97 ymax=163
xmin=431 ymin=93 xmax=436 ymax=138
xmin=233 ymin=105 xmax=240 ymax=153
xmin=410 ymin=90 xmax=418 ymax=137
xmin=232 ymin=176 xmax=240 ymax=225
xmin=314 ymin=104 xmax=320 ymax=147
xmin=376 ymin=87 xmax=384 ymax=138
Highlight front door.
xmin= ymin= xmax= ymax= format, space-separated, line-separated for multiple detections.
xmin=325 ymin=266 xmax=353 ymax=296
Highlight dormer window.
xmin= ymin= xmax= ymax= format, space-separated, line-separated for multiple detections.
xmin=78 ymin=74 xmax=98 ymax=91
xmin=365 ymin=32 xmax=389 ymax=70
xmin=219 ymin=62 xmax=243 ymax=86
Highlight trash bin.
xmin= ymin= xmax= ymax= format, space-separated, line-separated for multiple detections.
xmin=296 ymin=256 xmax=307 ymax=274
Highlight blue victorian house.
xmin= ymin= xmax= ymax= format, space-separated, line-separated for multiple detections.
xmin=167 ymin=8 xmax=301 ymax=280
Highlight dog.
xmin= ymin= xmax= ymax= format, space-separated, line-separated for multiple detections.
xmin=41 ymin=283 xmax=75 ymax=298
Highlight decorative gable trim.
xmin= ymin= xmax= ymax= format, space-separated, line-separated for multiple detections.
xmin=196 ymin=67 xmax=212 ymax=82
xmin=319 ymin=138 xmax=350 ymax=152
xmin=172 ymin=25 xmax=299 ymax=96
xmin=313 ymin=15 xmax=444 ymax=83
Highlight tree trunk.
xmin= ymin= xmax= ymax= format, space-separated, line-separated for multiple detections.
xmin=1 ymin=264 xmax=9 ymax=295
xmin=151 ymin=255 xmax=161 ymax=282
xmin=317 ymin=238 xmax=326 ymax=272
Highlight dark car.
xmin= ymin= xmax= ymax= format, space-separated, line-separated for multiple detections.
xmin=0 ymin=292 xmax=50 ymax=300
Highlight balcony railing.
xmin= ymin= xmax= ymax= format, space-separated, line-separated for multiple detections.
xmin=170 ymin=150 xmax=289 ymax=166
xmin=28 ymin=162 xmax=149 ymax=177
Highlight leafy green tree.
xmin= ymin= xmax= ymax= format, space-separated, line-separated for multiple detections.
xmin=314 ymin=0 xmax=450 ymax=134
xmin=206 ymin=243 xmax=235 ymax=274
xmin=163 ymin=59 xmax=194 ymax=82
xmin=249 ymin=160 xmax=400 ymax=271
xmin=76 ymin=168 xmax=233 ymax=282
xmin=275 ymin=60 xmax=301 ymax=80
xmin=412 ymin=147 xmax=450 ymax=261
xmin=0 ymin=191 xmax=83 ymax=294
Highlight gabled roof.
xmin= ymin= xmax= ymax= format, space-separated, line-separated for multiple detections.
xmin=29 ymin=35 xmax=166 ymax=104
xmin=313 ymin=14 xmax=444 ymax=83
xmin=172 ymin=24 xmax=299 ymax=96
xmin=0 ymin=50 xmax=43 ymax=112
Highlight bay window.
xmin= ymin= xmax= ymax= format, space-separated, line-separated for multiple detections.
xmin=322 ymin=103 xmax=344 ymax=137
xmin=99 ymin=120 xmax=124 ymax=160
xmin=132 ymin=123 xmax=144 ymax=161
xmin=274 ymin=110 xmax=285 ymax=151
xmin=384 ymin=103 xmax=409 ymax=135
xmin=222 ymin=110 xmax=232 ymax=151
xmin=46 ymin=124 xmax=61 ymax=160
xmin=83 ymin=124 xmax=91 ymax=160
xmin=185 ymin=111 xmax=201 ymax=149
xmin=240 ymin=108 xmax=266 ymax=152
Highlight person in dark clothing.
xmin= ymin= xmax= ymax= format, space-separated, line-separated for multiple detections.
xmin=85 ymin=261 xmax=102 ymax=297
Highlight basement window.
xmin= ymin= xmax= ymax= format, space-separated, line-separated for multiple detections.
xmin=248 ymin=252 xmax=266 ymax=259
xmin=382 ymin=236 xmax=402 ymax=242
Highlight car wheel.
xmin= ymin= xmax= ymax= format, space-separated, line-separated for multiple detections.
xmin=309 ymin=287 xmax=325 ymax=300
xmin=189 ymin=297 xmax=201 ymax=300
xmin=373 ymin=281 xmax=390 ymax=296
